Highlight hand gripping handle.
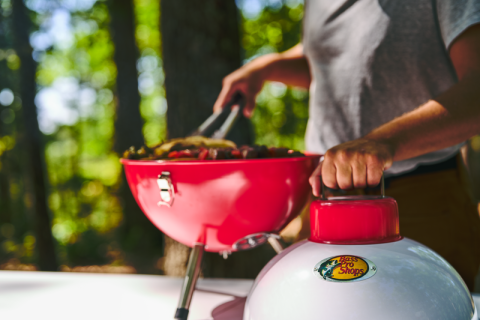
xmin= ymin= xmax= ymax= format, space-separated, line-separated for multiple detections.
xmin=319 ymin=158 xmax=385 ymax=200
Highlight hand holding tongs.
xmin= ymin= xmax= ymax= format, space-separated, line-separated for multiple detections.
xmin=190 ymin=92 xmax=245 ymax=139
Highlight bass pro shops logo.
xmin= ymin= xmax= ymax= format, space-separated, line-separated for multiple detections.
xmin=313 ymin=255 xmax=377 ymax=283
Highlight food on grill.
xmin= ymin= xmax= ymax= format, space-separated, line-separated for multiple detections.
xmin=122 ymin=136 xmax=304 ymax=160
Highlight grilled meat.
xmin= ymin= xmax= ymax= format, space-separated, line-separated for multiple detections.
xmin=123 ymin=137 xmax=304 ymax=160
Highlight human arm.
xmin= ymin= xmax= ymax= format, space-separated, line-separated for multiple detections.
xmin=213 ymin=43 xmax=311 ymax=117
xmin=310 ymin=24 xmax=480 ymax=194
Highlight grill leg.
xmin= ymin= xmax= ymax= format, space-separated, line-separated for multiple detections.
xmin=174 ymin=243 xmax=204 ymax=320
xmin=268 ymin=236 xmax=284 ymax=254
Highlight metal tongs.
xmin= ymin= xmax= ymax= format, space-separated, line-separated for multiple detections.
xmin=190 ymin=92 xmax=245 ymax=139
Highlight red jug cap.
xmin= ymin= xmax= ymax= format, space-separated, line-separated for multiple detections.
xmin=309 ymin=196 xmax=402 ymax=245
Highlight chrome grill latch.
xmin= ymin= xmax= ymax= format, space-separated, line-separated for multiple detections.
xmin=157 ymin=171 xmax=175 ymax=207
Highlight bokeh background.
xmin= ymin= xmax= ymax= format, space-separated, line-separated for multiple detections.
xmin=0 ymin=0 xmax=479 ymax=279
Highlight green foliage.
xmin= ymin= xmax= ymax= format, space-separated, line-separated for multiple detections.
xmin=0 ymin=0 xmax=308 ymax=270
xmin=39 ymin=0 xmax=165 ymax=269
xmin=35 ymin=2 xmax=124 ymax=267
xmin=134 ymin=0 xmax=166 ymax=147
xmin=240 ymin=2 xmax=309 ymax=150
xmin=0 ymin=15 xmax=37 ymax=267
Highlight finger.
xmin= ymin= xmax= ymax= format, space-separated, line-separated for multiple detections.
xmin=321 ymin=157 xmax=338 ymax=189
xmin=243 ymin=95 xmax=256 ymax=118
xmin=309 ymin=160 xmax=323 ymax=197
xmin=366 ymin=158 xmax=384 ymax=187
xmin=213 ymin=82 xmax=238 ymax=113
xmin=352 ymin=161 xmax=367 ymax=189
xmin=383 ymin=157 xmax=393 ymax=171
xmin=336 ymin=163 xmax=353 ymax=190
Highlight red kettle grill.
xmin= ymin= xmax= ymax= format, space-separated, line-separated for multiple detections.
xmin=121 ymin=96 xmax=320 ymax=319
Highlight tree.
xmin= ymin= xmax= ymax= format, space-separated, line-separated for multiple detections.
xmin=160 ymin=0 xmax=274 ymax=278
xmin=161 ymin=0 xmax=253 ymax=142
xmin=0 ymin=0 xmax=13 ymax=235
xmin=11 ymin=0 xmax=58 ymax=271
xmin=108 ymin=0 xmax=144 ymax=154
xmin=107 ymin=0 xmax=164 ymax=273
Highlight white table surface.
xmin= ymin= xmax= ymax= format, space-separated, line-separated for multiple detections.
xmin=0 ymin=271 xmax=252 ymax=320
xmin=0 ymin=271 xmax=479 ymax=320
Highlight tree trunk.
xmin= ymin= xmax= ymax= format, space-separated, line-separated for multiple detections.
xmin=108 ymin=0 xmax=164 ymax=273
xmin=108 ymin=0 xmax=145 ymax=154
xmin=161 ymin=0 xmax=272 ymax=278
xmin=0 ymin=6 xmax=12 ymax=229
xmin=11 ymin=0 xmax=58 ymax=271
xmin=161 ymin=0 xmax=253 ymax=143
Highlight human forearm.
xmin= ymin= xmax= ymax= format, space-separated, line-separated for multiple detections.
xmin=260 ymin=44 xmax=311 ymax=88
xmin=365 ymin=73 xmax=480 ymax=162
xmin=214 ymin=43 xmax=311 ymax=116
xmin=369 ymin=24 xmax=480 ymax=162
xmin=311 ymin=73 xmax=480 ymax=193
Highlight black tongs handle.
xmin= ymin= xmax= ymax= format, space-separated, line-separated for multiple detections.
xmin=190 ymin=92 xmax=245 ymax=138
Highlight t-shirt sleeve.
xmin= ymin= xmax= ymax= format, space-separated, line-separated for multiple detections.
xmin=436 ymin=0 xmax=480 ymax=49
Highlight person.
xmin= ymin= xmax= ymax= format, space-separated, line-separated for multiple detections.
xmin=214 ymin=0 xmax=480 ymax=290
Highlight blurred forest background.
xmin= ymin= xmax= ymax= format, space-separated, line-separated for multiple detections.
xmin=0 ymin=0 xmax=479 ymax=277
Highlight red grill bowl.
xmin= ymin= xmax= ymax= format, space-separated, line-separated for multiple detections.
xmin=121 ymin=155 xmax=320 ymax=252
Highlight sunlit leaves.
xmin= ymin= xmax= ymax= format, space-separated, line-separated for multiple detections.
xmin=26 ymin=0 xmax=125 ymax=264
xmin=241 ymin=4 xmax=302 ymax=59
xmin=79 ymin=154 xmax=121 ymax=186
xmin=134 ymin=0 xmax=165 ymax=147
xmin=6 ymin=52 xmax=20 ymax=69
xmin=2 ymin=0 xmax=310 ymax=267
xmin=0 ymin=135 xmax=15 ymax=157
xmin=240 ymin=2 xmax=308 ymax=150
xmin=0 ymin=49 xmax=20 ymax=70
xmin=134 ymin=0 xmax=160 ymax=54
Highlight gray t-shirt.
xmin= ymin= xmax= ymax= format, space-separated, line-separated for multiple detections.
xmin=303 ymin=0 xmax=480 ymax=175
